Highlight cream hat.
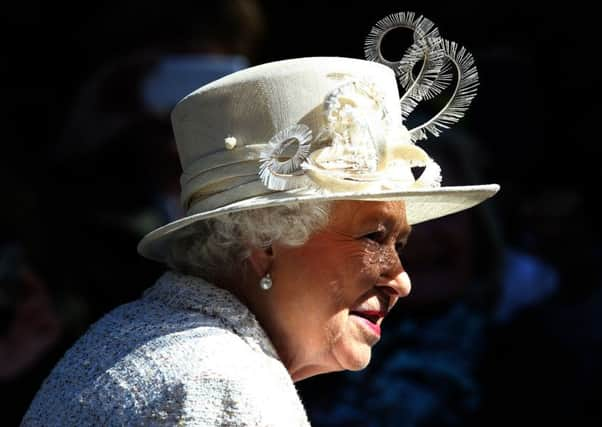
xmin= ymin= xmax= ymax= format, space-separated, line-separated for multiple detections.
xmin=138 ymin=12 xmax=499 ymax=262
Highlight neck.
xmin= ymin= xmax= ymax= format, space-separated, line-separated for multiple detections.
xmin=219 ymin=266 xmax=341 ymax=383
xmin=288 ymin=362 xmax=341 ymax=382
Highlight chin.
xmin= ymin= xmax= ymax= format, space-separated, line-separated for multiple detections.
xmin=336 ymin=344 xmax=373 ymax=371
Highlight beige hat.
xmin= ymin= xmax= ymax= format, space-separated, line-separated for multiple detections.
xmin=138 ymin=12 xmax=499 ymax=263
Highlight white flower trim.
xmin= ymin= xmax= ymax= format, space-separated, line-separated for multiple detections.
xmin=257 ymin=79 xmax=442 ymax=192
xmin=258 ymin=124 xmax=313 ymax=191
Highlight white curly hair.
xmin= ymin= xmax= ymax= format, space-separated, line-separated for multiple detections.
xmin=168 ymin=202 xmax=332 ymax=281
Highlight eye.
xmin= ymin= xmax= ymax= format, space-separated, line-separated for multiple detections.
xmin=363 ymin=230 xmax=385 ymax=243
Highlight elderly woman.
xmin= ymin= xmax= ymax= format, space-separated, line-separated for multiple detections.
xmin=22 ymin=12 xmax=498 ymax=426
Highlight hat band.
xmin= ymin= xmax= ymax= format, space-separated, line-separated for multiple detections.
xmin=187 ymin=180 xmax=273 ymax=215
xmin=181 ymin=141 xmax=443 ymax=213
xmin=180 ymin=142 xmax=302 ymax=209
xmin=181 ymin=161 xmax=259 ymax=208
xmin=180 ymin=144 xmax=267 ymax=185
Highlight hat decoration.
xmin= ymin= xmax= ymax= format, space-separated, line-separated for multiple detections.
xmin=137 ymin=11 xmax=499 ymax=263
xmin=257 ymin=11 xmax=478 ymax=193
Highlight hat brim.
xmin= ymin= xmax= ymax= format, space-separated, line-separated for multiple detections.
xmin=137 ymin=184 xmax=500 ymax=263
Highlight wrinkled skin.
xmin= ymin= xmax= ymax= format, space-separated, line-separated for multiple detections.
xmin=241 ymin=200 xmax=412 ymax=382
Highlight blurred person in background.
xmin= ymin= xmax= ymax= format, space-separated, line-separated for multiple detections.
xmin=0 ymin=157 xmax=91 ymax=425
xmin=42 ymin=0 xmax=266 ymax=326
xmin=476 ymin=186 xmax=602 ymax=426
xmin=3 ymin=1 xmax=266 ymax=424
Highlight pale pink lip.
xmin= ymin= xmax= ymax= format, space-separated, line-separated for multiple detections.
xmin=350 ymin=310 xmax=384 ymax=337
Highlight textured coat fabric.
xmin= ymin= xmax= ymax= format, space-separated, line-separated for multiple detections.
xmin=21 ymin=271 xmax=311 ymax=426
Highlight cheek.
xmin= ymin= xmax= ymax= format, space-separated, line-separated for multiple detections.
xmin=326 ymin=312 xmax=372 ymax=370
xmin=304 ymin=241 xmax=378 ymax=288
xmin=346 ymin=244 xmax=395 ymax=279
xmin=296 ymin=289 xmax=349 ymax=360
xmin=323 ymin=311 xmax=349 ymax=343
xmin=325 ymin=278 xmax=346 ymax=308
xmin=381 ymin=246 xmax=401 ymax=270
xmin=369 ymin=243 xmax=402 ymax=271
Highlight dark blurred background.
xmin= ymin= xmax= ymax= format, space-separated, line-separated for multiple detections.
xmin=2 ymin=1 xmax=601 ymax=426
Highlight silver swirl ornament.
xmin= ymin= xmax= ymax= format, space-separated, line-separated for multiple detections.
xmin=397 ymin=36 xmax=447 ymax=120
xmin=258 ymin=124 xmax=313 ymax=190
xmin=364 ymin=12 xmax=440 ymax=73
xmin=408 ymin=40 xmax=479 ymax=141
xmin=365 ymin=12 xmax=479 ymax=142
xmin=365 ymin=12 xmax=447 ymax=125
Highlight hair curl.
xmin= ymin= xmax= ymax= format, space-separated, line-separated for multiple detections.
xmin=168 ymin=202 xmax=332 ymax=281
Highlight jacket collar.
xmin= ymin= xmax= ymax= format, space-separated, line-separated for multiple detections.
xmin=144 ymin=270 xmax=280 ymax=360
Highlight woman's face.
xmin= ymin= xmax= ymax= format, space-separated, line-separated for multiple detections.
xmin=265 ymin=200 xmax=412 ymax=381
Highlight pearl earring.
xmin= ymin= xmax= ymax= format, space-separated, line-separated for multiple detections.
xmin=259 ymin=273 xmax=272 ymax=290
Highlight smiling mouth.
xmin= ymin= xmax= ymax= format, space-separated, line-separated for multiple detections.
xmin=350 ymin=310 xmax=382 ymax=324
xmin=350 ymin=310 xmax=383 ymax=338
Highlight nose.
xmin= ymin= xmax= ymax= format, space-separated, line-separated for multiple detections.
xmin=377 ymin=245 xmax=412 ymax=298
xmin=378 ymin=271 xmax=412 ymax=299
xmin=378 ymin=245 xmax=412 ymax=301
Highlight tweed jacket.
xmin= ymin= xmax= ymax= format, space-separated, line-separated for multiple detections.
xmin=21 ymin=271 xmax=310 ymax=426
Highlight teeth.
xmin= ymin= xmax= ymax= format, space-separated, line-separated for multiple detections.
xmin=354 ymin=305 xmax=379 ymax=312
xmin=353 ymin=300 xmax=383 ymax=313
xmin=351 ymin=311 xmax=380 ymax=324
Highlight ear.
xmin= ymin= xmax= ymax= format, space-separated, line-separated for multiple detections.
xmin=247 ymin=246 xmax=274 ymax=277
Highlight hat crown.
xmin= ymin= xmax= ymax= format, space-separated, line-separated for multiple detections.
xmin=173 ymin=59 xmax=397 ymax=169
xmin=171 ymin=57 xmax=412 ymax=210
